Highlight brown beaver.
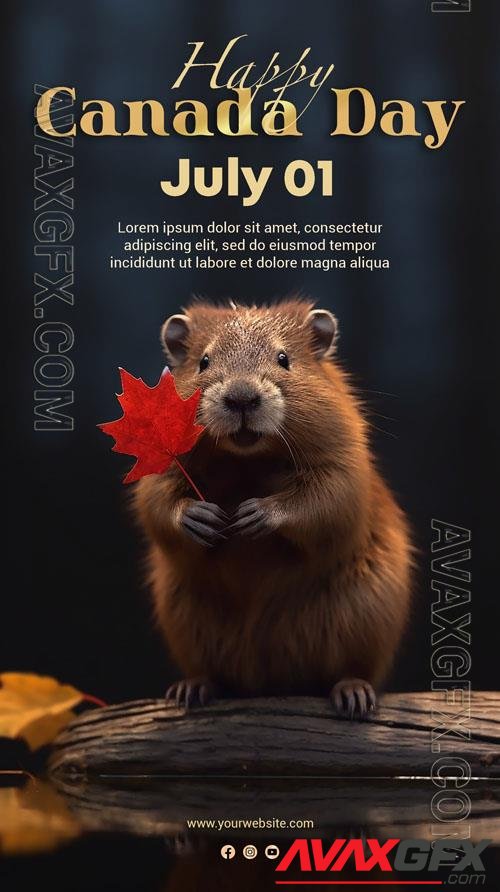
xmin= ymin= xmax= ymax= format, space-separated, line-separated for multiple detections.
xmin=134 ymin=298 xmax=412 ymax=718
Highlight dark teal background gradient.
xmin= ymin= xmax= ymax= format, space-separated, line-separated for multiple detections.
xmin=4 ymin=0 xmax=498 ymax=702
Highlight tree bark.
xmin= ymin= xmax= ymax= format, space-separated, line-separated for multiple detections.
xmin=48 ymin=691 xmax=500 ymax=779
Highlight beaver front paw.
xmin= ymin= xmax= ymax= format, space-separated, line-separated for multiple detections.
xmin=330 ymin=678 xmax=376 ymax=720
xmin=229 ymin=498 xmax=273 ymax=538
xmin=166 ymin=677 xmax=219 ymax=709
xmin=181 ymin=502 xmax=228 ymax=547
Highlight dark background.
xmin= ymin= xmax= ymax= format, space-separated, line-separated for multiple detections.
xmin=3 ymin=0 xmax=499 ymax=702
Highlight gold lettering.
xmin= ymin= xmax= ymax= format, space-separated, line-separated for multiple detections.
xmin=330 ymin=87 xmax=376 ymax=137
xmin=173 ymin=101 xmax=214 ymax=136
xmin=380 ymin=100 xmax=421 ymax=136
xmin=262 ymin=100 xmax=302 ymax=136
xmin=36 ymin=87 xmax=76 ymax=138
xmin=172 ymin=35 xmax=248 ymax=89
xmin=80 ymin=101 xmax=120 ymax=136
xmin=217 ymin=88 xmax=257 ymax=136
xmin=122 ymin=100 xmax=169 ymax=136
xmin=422 ymin=100 xmax=465 ymax=149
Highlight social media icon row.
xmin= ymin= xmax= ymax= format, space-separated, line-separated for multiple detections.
xmin=220 ymin=844 xmax=280 ymax=860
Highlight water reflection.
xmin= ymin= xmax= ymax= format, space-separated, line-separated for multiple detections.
xmin=0 ymin=777 xmax=80 ymax=855
xmin=1 ymin=776 xmax=500 ymax=890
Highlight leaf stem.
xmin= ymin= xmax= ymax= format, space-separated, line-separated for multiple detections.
xmin=82 ymin=693 xmax=108 ymax=708
xmin=173 ymin=457 xmax=205 ymax=501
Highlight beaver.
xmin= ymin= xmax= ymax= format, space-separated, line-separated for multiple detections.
xmin=134 ymin=298 xmax=412 ymax=718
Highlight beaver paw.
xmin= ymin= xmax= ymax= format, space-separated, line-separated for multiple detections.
xmin=330 ymin=678 xmax=376 ymax=720
xmin=181 ymin=502 xmax=228 ymax=547
xmin=229 ymin=498 xmax=272 ymax=538
xmin=166 ymin=677 xmax=219 ymax=709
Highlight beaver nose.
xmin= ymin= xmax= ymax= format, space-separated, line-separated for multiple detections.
xmin=224 ymin=387 xmax=261 ymax=414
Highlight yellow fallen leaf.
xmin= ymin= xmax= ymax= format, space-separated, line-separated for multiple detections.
xmin=0 ymin=672 xmax=84 ymax=750
xmin=0 ymin=779 xmax=81 ymax=855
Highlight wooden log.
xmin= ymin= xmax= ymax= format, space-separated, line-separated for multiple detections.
xmin=48 ymin=691 xmax=500 ymax=779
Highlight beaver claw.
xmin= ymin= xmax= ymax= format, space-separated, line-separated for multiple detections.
xmin=166 ymin=677 xmax=219 ymax=709
xmin=330 ymin=678 xmax=376 ymax=720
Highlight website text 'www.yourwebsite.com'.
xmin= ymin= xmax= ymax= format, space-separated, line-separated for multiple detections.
xmin=186 ymin=817 xmax=315 ymax=831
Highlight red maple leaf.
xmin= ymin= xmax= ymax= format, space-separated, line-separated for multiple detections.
xmin=98 ymin=368 xmax=205 ymax=493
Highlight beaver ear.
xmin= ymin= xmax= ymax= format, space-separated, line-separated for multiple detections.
xmin=306 ymin=309 xmax=339 ymax=358
xmin=161 ymin=314 xmax=190 ymax=365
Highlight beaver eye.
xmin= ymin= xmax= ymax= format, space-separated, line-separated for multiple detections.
xmin=277 ymin=351 xmax=289 ymax=370
xmin=199 ymin=355 xmax=209 ymax=372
